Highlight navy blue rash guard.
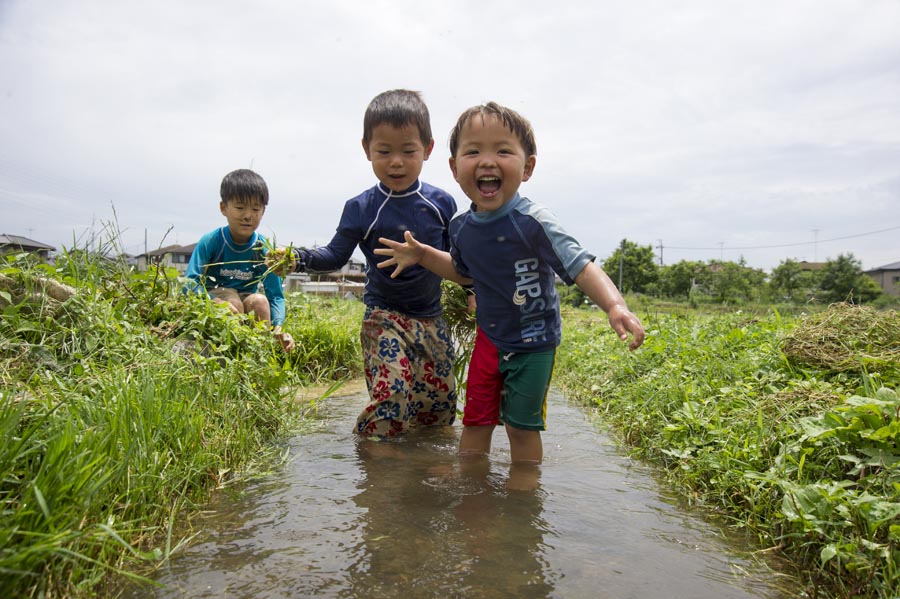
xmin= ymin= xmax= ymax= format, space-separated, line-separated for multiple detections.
xmin=296 ymin=180 xmax=458 ymax=318
xmin=450 ymin=193 xmax=595 ymax=353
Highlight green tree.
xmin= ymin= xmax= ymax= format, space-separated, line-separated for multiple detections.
xmin=818 ymin=253 xmax=882 ymax=304
xmin=768 ymin=259 xmax=819 ymax=303
xmin=601 ymin=239 xmax=659 ymax=294
xmin=707 ymin=258 xmax=766 ymax=304
xmin=655 ymin=260 xmax=706 ymax=299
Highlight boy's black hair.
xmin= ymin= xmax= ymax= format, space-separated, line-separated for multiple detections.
xmin=220 ymin=169 xmax=269 ymax=206
xmin=362 ymin=89 xmax=433 ymax=148
xmin=449 ymin=102 xmax=537 ymax=159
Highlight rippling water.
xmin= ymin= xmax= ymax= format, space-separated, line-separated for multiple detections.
xmin=124 ymin=386 xmax=799 ymax=599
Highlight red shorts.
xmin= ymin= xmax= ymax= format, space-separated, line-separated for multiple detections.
xmin=463 ymin=328 xmax=555 ymax=431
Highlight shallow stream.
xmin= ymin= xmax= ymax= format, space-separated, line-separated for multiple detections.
xmin=126 ymin=385 xmax=800 ymax=599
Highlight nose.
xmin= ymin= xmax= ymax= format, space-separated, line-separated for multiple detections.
xmin=478 ymin=152 xmax=497 ymax=168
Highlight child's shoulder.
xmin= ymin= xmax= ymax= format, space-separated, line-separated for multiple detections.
xmin=196 ymin=226 xmax=225 ymax=245
xmin=418 ymin=180 xmax=458 ymax=208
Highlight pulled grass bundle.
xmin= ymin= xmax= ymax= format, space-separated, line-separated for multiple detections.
xmin=440 ymin=280 xmax=477 ymax=401
xmin=781 ymin=302 xmax=900 ymax=376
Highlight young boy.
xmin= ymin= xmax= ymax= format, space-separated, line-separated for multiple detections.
xmin=278 ymin=89 xmax=459 ymax=437
xmin=376 ymin=102 xmax=645 ymax=466
xmin=185 ymin=168 xmax=294 ymax=352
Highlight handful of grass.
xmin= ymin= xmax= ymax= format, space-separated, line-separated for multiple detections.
xmin=259 ymin=237 xmax=296 ymax=278
xmin=441 ymin=280 xmax=477 ymax=402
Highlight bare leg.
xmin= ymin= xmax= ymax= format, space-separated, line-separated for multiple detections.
xmin=505 ymin=424 xmax=542 ymax=464
xmin=459 ymin=425 xmax=494 ymax=458
xmin=243 ymin=292 xmax=271 ymax=324
xmin=507 ymin=462 xmax=541 ymax=491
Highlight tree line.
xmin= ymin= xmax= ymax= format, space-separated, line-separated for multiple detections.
xmin=568 ymin=239 xmax=894 ymax=308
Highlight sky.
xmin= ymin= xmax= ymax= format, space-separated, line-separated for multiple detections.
xmin=1 ymin=0 xmax=899 ymax=273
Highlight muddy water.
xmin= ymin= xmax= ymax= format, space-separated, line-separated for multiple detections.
xmin=126 ymin=386 xmax=799 ymax=599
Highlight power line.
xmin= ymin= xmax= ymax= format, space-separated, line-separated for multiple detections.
xmin=664 ymin=224 xmax=900 ymax=251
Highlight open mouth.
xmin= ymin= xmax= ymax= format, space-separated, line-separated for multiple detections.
xmin=477 ymin=176 xmax=501 ymax=196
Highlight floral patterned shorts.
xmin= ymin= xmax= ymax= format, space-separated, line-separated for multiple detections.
xmin=356 ymin=306 xmax=457 ymax=437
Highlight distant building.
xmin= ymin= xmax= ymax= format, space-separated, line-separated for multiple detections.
xmin=797 ymin=261 xmax=826 ymax=272
xmin=865 ymin=261 xmax=900 ymax=298
xmin=283 ymin=257 xmax=366 ymax=298
xmin=136 ymin=243 xmax=195 ymax=274
xmin=0 ymin=234 xmax=56 ymax=261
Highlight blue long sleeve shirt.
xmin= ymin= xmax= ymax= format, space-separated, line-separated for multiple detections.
xmin=184 ymin=227 xmax=287 ymax=327
xmin=297 ymin=180 xmax=458 ymax=318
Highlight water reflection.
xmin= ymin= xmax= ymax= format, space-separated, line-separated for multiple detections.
xmin=345 ymin=431 xmax=554 ymax=598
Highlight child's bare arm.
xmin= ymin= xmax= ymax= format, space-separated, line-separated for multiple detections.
xmin=375 ymin=231 xmax=473 ymax=285
xmin=574 ymin=261 xmax=645 ymax=351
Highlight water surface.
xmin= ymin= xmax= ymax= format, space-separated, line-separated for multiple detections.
xmin=126 ymin=386 xmax=799 ymax=599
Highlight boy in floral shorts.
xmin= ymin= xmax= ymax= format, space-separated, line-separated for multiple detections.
xmin=280 ymin=90 xmax=460 ymax=437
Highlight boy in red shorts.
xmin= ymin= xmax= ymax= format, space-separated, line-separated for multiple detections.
xmin=376 ymin=102 xmax=644 ymax=468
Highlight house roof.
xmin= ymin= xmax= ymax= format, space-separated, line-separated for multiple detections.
xmin=865 ymin=261 xmax=900 ymax=273
xmin=0 ymin=234 xmax=56 ymax=251
xmin=142 ymin=243 xmax=196 ymax=258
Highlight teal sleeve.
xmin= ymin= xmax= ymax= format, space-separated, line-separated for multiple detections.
xmin=183 ymin=235 xmax=215 ymax=296
xmin=262 ymin=271 xmax=286 ymax=327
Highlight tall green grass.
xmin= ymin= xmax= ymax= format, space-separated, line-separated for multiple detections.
xmin=556 ymin=303 xmax=900 ymax=598
xmin=0 ymin=249 xmax=361 ymax=598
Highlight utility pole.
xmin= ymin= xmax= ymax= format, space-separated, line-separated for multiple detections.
xmin=656 ymin=239 xmax=663 ymax=266
xmin=618 ymin=239 xmax=625 ymax=290
xmin=812 ymin=229 xmax=819 ymax=262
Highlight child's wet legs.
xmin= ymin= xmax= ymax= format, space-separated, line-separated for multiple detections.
xmin=459 ymin=425 xmax=494 ymax=457
xmin=505 ymin=424 xmax=542 ymax=464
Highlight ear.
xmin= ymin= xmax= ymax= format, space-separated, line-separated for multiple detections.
xmin=449 ymin=156 xmax=459 ymax=180
xmin=423 ymin=138 xmax=435 ymax=161
xmin=522 ymin=155 xmax=536 ymax=182
xmin=361 ymin=138 xmax=372 ymax=161
xmin=219 ymin=201 xmax=228 ymax=216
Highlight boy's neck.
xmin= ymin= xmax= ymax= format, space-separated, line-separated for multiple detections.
xmin=226 ymin=226 xmax=255 ymax=245
xmin=377 ymin=179 xmax=421 ymax=196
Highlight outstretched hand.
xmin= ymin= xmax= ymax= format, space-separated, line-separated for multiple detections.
xmin=607 ymin=305 xmax=645 ymax=351
xmin=375 ymin=231 xmax=425 ymax=279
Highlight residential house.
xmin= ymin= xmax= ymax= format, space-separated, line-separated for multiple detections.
xmin=0 ymin=234 xmax=55 ymax=261
xmin=865 ymin=261 xmax=900 ymax=298
xmin=137 ymin=243 xmax=196 ymax=274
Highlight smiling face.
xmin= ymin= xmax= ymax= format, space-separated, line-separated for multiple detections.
xmin=449 ymin=114 xmax=536 ymax=212
xmin=363 ymin=123 xmax=434 ymax=193
xmin=220 ymin=197 xmax=265 ymax=244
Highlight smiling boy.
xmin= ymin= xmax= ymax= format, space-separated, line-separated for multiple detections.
xmin=376 ymin=102 xmax=644 ymax=468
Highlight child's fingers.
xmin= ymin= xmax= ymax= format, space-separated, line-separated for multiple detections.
xmin=377 ymin=236 xmax=401 ymax=249
xmin=375 ymin=256 xmax=406 ymax=279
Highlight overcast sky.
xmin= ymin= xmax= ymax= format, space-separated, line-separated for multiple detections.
xmin=2 ymin=0 xmax=898 ymax=272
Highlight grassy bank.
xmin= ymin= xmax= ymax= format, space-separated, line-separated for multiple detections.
xmin=0 ymin=253 xmax=362 ymax=598
xmin=556 ymin=302 xmax=900 ymax=598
